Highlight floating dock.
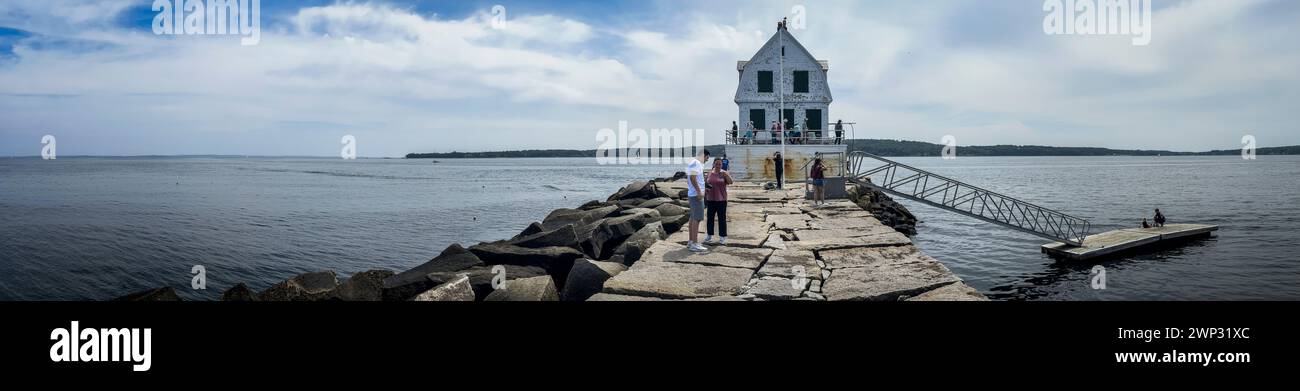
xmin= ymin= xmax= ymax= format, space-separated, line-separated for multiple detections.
xmin=1041 ymin=224 xmax=1219 ymax=261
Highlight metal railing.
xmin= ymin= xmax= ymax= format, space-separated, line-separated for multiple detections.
xmin=845 ymin=152 xmax=1091 ymax=246
xmin=725 ymin=122 xmax=856 ymax=145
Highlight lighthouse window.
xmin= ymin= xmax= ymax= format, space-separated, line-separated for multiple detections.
xmin=805 ymin=109 xmax=822 ymax=130
xmin=757 ymin=71 xmax=773 ymax=93
xmin=750 ymin=109 xmax=766 ymax=130
xmin=793 ymin=71 xmax=809 ymax=93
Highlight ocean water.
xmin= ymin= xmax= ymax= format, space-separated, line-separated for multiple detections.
xmin=890 ymin=155 xmax=1300 ymax=300
xmin=1 ymin=156 xmax=1297 ymax=300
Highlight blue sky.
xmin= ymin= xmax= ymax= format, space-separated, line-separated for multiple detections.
xmin=1 ymin=0 xmax=1297 ymax=157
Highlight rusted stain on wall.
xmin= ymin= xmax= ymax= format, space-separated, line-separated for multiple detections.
xmin=725 ymin=145 xmax=846 ymax=181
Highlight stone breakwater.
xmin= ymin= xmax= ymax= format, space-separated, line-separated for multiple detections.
xmin=113 ymin=175 xmax=985 ymax=302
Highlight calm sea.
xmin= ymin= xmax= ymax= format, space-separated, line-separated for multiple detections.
xmin=1 ymin=156 xmax=1297 ymax=300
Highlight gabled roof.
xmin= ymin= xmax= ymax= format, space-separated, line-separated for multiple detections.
xmin=737 ymin=27 xmax=828 ymax=72
xmin=735 ymin=26 xmax=832 ymax=103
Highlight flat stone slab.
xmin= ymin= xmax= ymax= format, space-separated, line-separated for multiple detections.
xmin=601 ymin=261 xmax=755 ymax=299
xmin=762 ymin=233 xmax=786 ymax=250
xmin=906 ymin=282 xmax=988 ymax=301
xmin=757 ymin=249 xmax=821 ymax=280
xmin=821 ymin=252 xmax=961 ymax=301
xmin=587 ymin=293 xmax=662 ymax=301
xmin=785 ymin=232 xmax=912 ymax=251
xmin=665 ymin=219 xmax=770 ymax=248
xmin=763 ymin=206 xmax=804 ymax=215
xmin=807 ymin=209 xmax=876 ymax=220
xmin=719 ymin=220 xmax=774 ymax=247
xmin=819 ymin=245 xmax=929 ymax=270
xmin=766 ymin=214 xmax=810 ymax=230
xmin=728 ymin=202 xmax=783 ymax=214
xmin=745 ymin=277 xmax=807 ymax=300
xmin=792 ymin=226 xmax=897 ymax=242
xmin=587 ymin=293 xmax=747 ymax=301
xmin=638 ymin=241 xmax=772 ymax=270
xmin=807 ymin=216 xmax=885 ymax=230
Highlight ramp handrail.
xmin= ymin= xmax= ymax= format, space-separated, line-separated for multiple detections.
xmin=845 ymin=152 xmax=1090 ymax=246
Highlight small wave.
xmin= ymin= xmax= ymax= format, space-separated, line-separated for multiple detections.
xmin=244 ymin=167 xmax=433 ymax=181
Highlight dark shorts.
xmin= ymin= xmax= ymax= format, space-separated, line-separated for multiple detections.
xmin=689 ymin=196 xmax=705 ymax=221
xmin=813 ymin=179 xmax=825 ymax=187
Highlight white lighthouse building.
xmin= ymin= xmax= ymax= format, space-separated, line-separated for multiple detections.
xmin=726 ymin=21 xmax=850 ymax=183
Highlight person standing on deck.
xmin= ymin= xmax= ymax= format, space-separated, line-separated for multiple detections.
xmin=704 ymin=157 xmax=733 ymax=245
xmin=744 ymin=121 xmax=755 ymax=145
xmin=686 ymin=149 xmax=711 ymax=253
xmin=834 ymin=119 xmax=845 ymax=144
xmin=792 ymin=121 xmax=803 ymax=145
xmin=730 ymin=121 xmax=739 ymax=143
xmin=810 ymin=158 xmax=827 ymax=206
xmin=1154 ymin=209 xmax=1167 ymax=227
xmin=773 ymin=152 xmax=785 ymax=189
xmin=771 ymin=120 xmax=782 ymax=144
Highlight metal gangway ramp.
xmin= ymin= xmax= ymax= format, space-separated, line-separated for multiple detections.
xmin=845 ymin=152 xmax=1091 ymax=246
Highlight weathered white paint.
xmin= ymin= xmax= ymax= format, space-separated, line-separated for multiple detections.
xmin=734 ymin=26 xmax=833 ymax=132
xmin=728 ymin=25 xmax=845 ymax=182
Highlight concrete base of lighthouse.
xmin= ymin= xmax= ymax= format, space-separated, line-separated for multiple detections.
xmin=722 ymin=144 xmax=847 ymax=183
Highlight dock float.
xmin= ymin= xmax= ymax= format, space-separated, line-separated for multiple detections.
xmin=1041 ymin=223 xmax=1219 ymax=261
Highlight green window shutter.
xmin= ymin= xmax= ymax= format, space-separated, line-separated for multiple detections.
xmin=793 ymin=71 xmax=809 ymax=93
xmin=782 ymin=109 xmax=795 ymax=129
xmin=757 ymin=71 xmax=773 ymax=93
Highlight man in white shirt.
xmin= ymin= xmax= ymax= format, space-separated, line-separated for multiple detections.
xmin=685 ymin=149 xmax=710 ymax=252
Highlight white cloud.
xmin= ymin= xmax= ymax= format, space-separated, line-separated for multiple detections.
xmin=1 ymin=0 xmax=1297 ymax=156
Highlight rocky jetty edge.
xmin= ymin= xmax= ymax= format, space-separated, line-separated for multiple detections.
xmin=113 ymin=175 xmax=986 ymax=302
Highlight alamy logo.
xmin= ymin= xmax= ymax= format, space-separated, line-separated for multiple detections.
xmin=1090 ymin=265 xmax=1107 ymax=290
xmin=941 ymin=135 xmax=957 ymax=160
xmin=50 ymin=321 xmax=152 ymax=372
xmin=41 ymin=135 xmax=57 ymax=160
xmin=595 ymin=121 xmax=706 ymax=165
xmin=341 ymin=135 xmax=357 ymax=159
xmin=789 ymin=5 xmax=807 ymax=30
xmin=490 ymin=5 xmax=507 ymax=30
xmin=1241 ymin=135 xmax=1256 ymax=160
xmin=491 ymin=265 xmax=508 ymax=290
xmin=791 ymin=265 xmax=808 ymax=290
xmin=191 ymin=265 xmax=207 ymax=290
xmin=1043 ymin=0 xmax=1152 ymax=46
xmin=152 ymin=0 xmax=261 ymax=46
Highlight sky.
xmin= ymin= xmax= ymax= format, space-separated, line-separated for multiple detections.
xmin=0 ymin=0 xmax=1297 ymax=157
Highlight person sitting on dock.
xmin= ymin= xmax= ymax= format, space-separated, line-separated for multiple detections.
xmin=1142 ymin=218 xmax=1151 ymax=229
xmin=1154 ymin=209 xmax=1166 ymax=227
xmin=686 ymin=149 xmax=711 ymax=253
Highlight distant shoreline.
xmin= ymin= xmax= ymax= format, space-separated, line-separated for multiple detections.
xmin=406 ymin=139 xmax=1300 ymax=159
